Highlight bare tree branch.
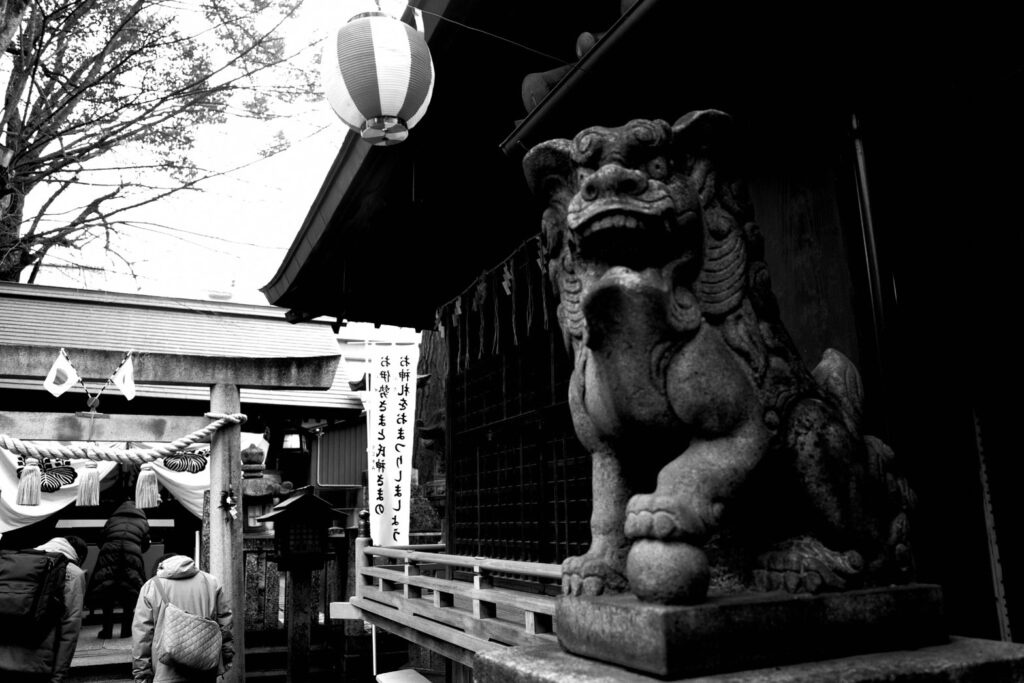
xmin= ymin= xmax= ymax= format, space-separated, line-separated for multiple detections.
xmin=1 ymin=0 xmax=318 ymax=281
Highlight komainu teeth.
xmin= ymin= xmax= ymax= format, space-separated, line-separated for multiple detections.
xmin=590 ymin=213 xmax=643 ymax=231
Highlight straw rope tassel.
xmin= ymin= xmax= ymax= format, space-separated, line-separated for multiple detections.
xmin=492 ymin=271 xmax=501 ymax=355
xmin=526 ymin=247 xmax=536 ymax=335
xmin=536 ymin=245 xmax=550 ymax=330
xmin=462 ymin=298 xmax=470 ymax=371
xmin=509 ymin=259 xmax=519 ymax=347
xmin=476 ymin=280 xmax=486 ymax=360
xmin=17 ymin=460 xmax=41 ymax=505
xmin=135 ymin=463 xmax=160 ymax=508
xmin=76 ymin=461 xmax=100 ymax=506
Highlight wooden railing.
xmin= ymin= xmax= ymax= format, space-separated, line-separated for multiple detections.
xmin=343 ymin=536 xmax=562 ymax=668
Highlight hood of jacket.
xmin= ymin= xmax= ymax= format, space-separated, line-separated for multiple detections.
xmin=113 ymin=500 xmax=147 ymax=519
xmin=35 ymin=537 xmax=78 ymax=565
xmin=156 ymin=554 xmax=200 ymax=580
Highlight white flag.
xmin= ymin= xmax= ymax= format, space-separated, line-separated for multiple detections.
xmin=43 ymin=349 xmax=79 ymax=397
xmin=111 ymin=353 xmax=136 ymax=400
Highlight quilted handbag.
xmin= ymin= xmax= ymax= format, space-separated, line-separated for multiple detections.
xmin=153 ymin=578 xmax=222 ymax=672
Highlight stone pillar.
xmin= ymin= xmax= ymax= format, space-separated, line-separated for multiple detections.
xmin=287 ymin=568 xmax=313 ymax=682
xmin=210 ymin=383 xmax=244 ymax=682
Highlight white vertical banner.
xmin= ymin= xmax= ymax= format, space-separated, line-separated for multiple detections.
xmin=366 ymin=341 xmax=420 ymax=546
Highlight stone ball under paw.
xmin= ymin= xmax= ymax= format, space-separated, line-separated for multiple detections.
xmin=627 ymin=539 xmax=710 ymax=604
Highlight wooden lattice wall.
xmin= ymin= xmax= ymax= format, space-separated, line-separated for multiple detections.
xmin=444 ymin=239 xmax=592 ymax=568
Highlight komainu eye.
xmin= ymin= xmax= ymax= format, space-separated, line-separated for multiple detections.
xmin=647 ymin=157 xmax=668 ymax=179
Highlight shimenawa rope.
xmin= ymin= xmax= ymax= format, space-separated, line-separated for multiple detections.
xmin=0 ymin=412 xmax=247 ymax=465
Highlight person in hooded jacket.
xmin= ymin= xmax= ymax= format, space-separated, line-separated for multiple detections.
xmin=0 ymin=535 xmax=89 ymax=683
xmin=131 ymin=554 xmax=233 ymax=683
xmin=88 ymin=499 xmax=151 ymax=638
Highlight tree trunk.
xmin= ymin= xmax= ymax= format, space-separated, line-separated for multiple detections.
xmin=0 ymin=189 xmax=28 ymax=282
xmin=0 ymin=1 xmax=30 ymax=56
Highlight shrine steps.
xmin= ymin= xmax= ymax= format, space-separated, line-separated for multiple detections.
xmin=244 ymin=640 xmax=336 ymax=682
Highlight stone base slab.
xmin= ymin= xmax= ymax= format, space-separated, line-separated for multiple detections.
xmin=555 ymin=584 xmax=947 ymax=678
xmin=474 ymin=637 xmax=1024 ymax=682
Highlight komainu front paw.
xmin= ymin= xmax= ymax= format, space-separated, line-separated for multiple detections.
xmin=624 ymin=493 xmax=708 ymax=542
xmin=754 ymin=536 xmax=863 ymax=594
xmin=562 ymin=552 xmax=628 ymax=597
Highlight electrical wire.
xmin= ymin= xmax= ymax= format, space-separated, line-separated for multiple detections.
xmin=413 ymin=6 xmax=570 ymax=65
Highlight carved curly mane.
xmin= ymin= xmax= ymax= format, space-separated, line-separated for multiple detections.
xmin=694 ymin=171 xmax=818 ymax=434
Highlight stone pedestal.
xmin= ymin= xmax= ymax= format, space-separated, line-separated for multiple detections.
xmin=556 ymin=584 xmax=947 ymax=678
xmin=474 ymin=637 xmax=1024 ymax=682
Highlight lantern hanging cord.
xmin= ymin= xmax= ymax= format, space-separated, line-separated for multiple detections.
xmin=413 ymin=7 xmax=570 ymax=65
xmin=0 ymin=412 xmax=247 ymax=466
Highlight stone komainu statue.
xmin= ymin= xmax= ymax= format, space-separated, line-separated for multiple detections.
xmin=522 ymin=111 xmax=915 ymax=605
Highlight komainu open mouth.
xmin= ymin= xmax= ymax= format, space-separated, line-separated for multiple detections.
xmin=576 ymin=208 xmax=697 ymax=272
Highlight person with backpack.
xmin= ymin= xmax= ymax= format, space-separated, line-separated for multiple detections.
xmin=131 ymin=553 xmax=233 ymax=683
xmin=0 ymin=535 xmax=89 ymax=683
xmin=88 ymin=499 xmax=151 ymax=639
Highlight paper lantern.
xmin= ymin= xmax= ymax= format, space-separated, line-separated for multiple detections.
xmin=321 ymin=6 xmax=435 ymax=146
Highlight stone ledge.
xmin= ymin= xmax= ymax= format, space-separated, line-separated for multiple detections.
xmin=474 ymin=637 xmax=1024 ymax=682
xmin=555 ymin=584 xmax=947 ymax=677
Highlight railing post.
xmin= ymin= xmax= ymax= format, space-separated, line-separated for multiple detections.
xmin=404 ymin=555 xmax=422 ymax=599
xmin=525 ymin=610 xmax=554 ymax=635
xmin=355 ymin=510 xmax=371 ymax=599
xmin=473 ymin=564 xmax=496 ymax=619
xmin=433 ymin=586 xmax=454 ymax=609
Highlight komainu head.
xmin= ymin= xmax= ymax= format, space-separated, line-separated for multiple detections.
xmin=525 ymin=111 xmax=773 ymax=354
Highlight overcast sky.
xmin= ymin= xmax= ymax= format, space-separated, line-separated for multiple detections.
xmin=28 ymin=0 xmax=363 ymax=308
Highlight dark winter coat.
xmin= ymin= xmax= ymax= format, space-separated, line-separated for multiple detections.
xmin=88 ymin=501 xmax=151 ymax=605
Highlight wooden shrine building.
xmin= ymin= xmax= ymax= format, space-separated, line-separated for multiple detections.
xmin=264 ymin=0 xmax=1024 ymax=679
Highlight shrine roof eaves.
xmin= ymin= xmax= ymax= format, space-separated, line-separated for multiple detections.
xmin=0 ymin=281 xmax=342 ymax=392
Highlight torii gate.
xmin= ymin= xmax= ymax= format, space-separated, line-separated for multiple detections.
xmin=0 ymin=343 xmax=339 ymax=683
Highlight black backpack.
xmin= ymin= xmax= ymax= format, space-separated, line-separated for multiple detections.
xmin=0 ymin=549 xmax=69 ymax=640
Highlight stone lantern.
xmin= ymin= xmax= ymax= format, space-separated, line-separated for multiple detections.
xmin=240 ymin=443 xmax=293 ymax=633
xmin=256 ymin=485 xmax=337 ymax=571
xmin=257 ymin=485 xmax=339 ymax=682
xmin=241 ymin=444 xmax=277 ymax=535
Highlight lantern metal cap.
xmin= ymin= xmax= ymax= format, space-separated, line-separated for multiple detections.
xmin=255 ymin=484 xmax=337 ymax=523
xmin=362 ymin=116 xmax=409 ymax=146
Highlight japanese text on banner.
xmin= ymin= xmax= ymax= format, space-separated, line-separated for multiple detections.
xmin=365 ymin=342 xmax=419 ymax=546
